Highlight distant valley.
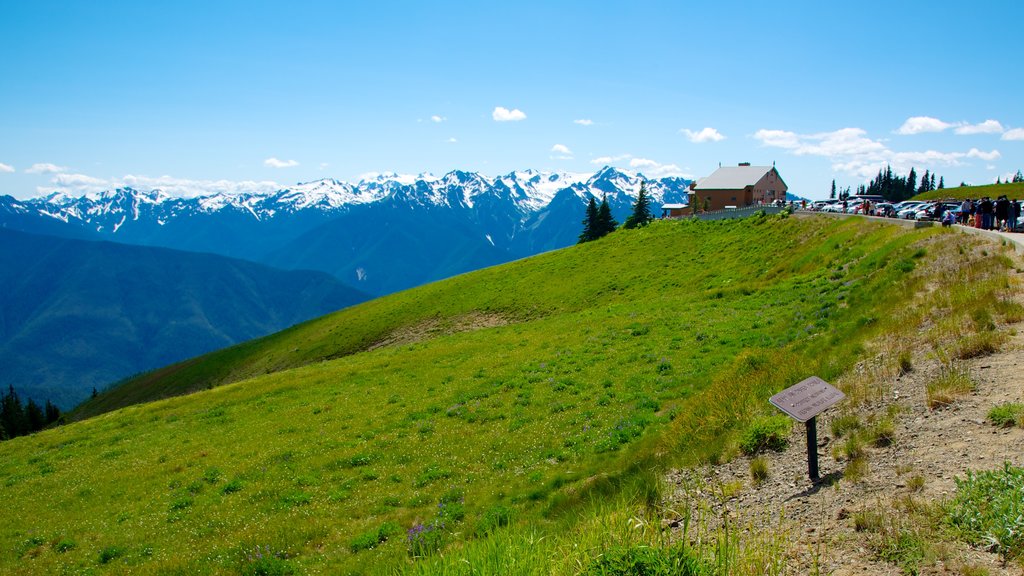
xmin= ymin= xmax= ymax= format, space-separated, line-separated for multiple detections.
xmin=0 ymin=228 xmax=368 ymax=407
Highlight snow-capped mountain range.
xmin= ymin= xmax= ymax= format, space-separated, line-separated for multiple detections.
xmin=1 ymin=167 xmax=691 ymax=295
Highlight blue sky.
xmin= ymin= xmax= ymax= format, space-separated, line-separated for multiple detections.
xmin=1 ymin=0 xmax=1021 ymax=200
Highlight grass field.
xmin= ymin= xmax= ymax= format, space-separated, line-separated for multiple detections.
xmin=0 ymin=214 xmax=1013 ymax=575
xmin=913 ymin=180 xmax=1024 ymax=201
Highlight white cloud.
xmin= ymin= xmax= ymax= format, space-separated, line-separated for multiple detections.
xmin=39 ymin=173 xmax=284 ymax=198
xmin=431 ymin=115 xmax=445 ymax=123
xmin=590 ymin=154 xmax=631 ymax=165
xmin=757 ymin=125 xmax=1004 ymax=180
xmin=1002 ymin=128 xmax=1024 ymax=141
xmin=966 ymin=148 xmax=1001 ymax=161
xmin=954 ymin=119 xmax=1004 ymax=135
xmin=26 ymin=162 xmax=68 ymax=174
xmin=446 ymin=137 xmax=458 ymax=143
xmin=0 ymin=163 xmax=14 ymax=173
xmin=586 ymin=153 xmax=690 ymax=178
xmin=319 ymin=162 xmax=329 ymax=170
xmin=628 ymin=158 xmax=688 ymax=178
xmin=680 ymin=127 xmax=726 ymax=143
xmin=492 ymin=106 xmax=526 ymax=122
xmin=896 ymin=116 xmax=955 ymax=135
xmin=263 ymin=157 xmax=299 ymax=168
xmin=752 ymin=129 xmax=802 ymax=149
xmin=550 ymin=144 xmax=573 ymax=159
xmin=573 ymin=119 xmax=593 ymax=126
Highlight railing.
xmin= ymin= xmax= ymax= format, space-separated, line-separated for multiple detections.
xmin=691 ymin=205 xmax=787 ymax=221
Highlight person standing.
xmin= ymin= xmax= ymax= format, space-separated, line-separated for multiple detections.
xmin=995 ymin=195 xmax=1010 ymax=231
xmin=980 ymin=197 xmax=994 ymax=230
xmin=1011 ymin=198 xmax=1021 ymax=232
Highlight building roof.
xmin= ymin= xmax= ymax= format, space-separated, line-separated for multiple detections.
xmin=693 ymin=165 xmax=774 ymax=190
xmin=661 ymin=203 xmax=687 ymax=209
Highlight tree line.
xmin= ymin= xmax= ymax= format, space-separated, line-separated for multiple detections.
xmin=578 ymin=181 xmax=654 ymax=243
xmin=830 ymin=166 xmax=946 ymax=202
xmin=1 ymin=386 xmax=61 ymax=441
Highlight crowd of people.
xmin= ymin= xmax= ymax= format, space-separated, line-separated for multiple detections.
xmin=947 ymin=196 xmax=1021 ymax=231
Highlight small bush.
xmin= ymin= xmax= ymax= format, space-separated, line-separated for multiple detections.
xmin=738 ymin=415 xmax=791 ymax=455
xmin=907 ymin=475 xmax=925 ymax=492
xmin=475 ymin=505 xmax=513 ymax=536
xmin=98 ymin=545 xmax=125 ymax=564
xmin=350 ymin=521 xmax=399 ymax=553
xmin=222 ymin=478 xmax=244 ymax=494
xmin=279 ymin=490 xmax=311 ymax=507
xmin=853 ymin=509 xmax=884 ymax=532
xmin=897 ymin=351 xmax=913 ymax=375
xmin=581 ymin=543 xmax=707 ymax=576
xmin=749 ymin=456 xmax=769 ymax=484
xmin=53 ymin=539 xmax=76 ymax=553
xmin=866 ymin=416 xmax=895 ymax=447
xmin=844 ymin=454 xmax=870 ymax=482
xmin=987 ymin=403 xmax=1024 ymax=428
xmin=927 ymin=364 xmax=975 ymax=409
xmin=956 ymin=331 xmax=1002 ymax=360
xmin=875 ymin=527 xmax=925 ymax=575
xmin=945 ymin=462 xmax=1024 ymax=561
xmin=240 ymin=545 xmax=294 ymax=576
xmin=830 ymin=413 xmax=861 ymax=438
xmin=407 ymin=522 xmax=446 ymax=558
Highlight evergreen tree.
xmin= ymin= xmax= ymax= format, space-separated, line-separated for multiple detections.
xmin=906 ymin=168 xmax=917 ymax=199
xmin=930 ymin=173 xmax=936 ymax=191
xmin=44 ymin=400 xmax=60 ymax=425
xmin=920 ymin=170 xmax=931 ymax=194
xmin=25 ymin=399 xmax=44 ymax=433
xmin=0 ymin=386 xmax=27 ymax=439
xmin=938 ymin=176 xmax=945 ymax=189
xmin=997 ymin=177 xmax=1002 ymax=185
xmin=578 ymin=197 xmax=599 ymax=243
xmin=830 ymin=179 xmax=836 ymax=199
xmin=623 ymin=181 xmax=653 ymax=229
xmin=595 ymin=195 xmax=618 ymax=238
xmin=1014 ymin=170 xmax=1023 ymax=183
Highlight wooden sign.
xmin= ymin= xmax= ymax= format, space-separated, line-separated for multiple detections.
xmin=770 ymin=376 xmax=845 ymax=423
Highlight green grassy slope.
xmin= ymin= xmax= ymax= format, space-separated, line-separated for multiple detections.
xmin=913 ymin=181 xmax=1024 ymax=200
xmin=0 ymin=216 xmax=954 ymax=574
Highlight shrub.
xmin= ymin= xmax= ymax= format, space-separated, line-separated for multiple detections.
xmin=407 ymin=521 xmax=445 ymax=558
xmin=240 ymin=545 xmax=294 ymax=576
xmin=475 ymin=505 xmax=513 ymax=536
xmin=53 ymin=539 xmax=76 ymax=553
xmin=98 ymin=545 xmax=125 ymax=564
xmin=945 ymin=463 xmax=1024 ymax=561
xmin=739 ymin=415 xmax=791 ymax=455
xmin=926 ymin=364 xmax=975 ymax=409
xmin=749 ymin=456 xmax=769 ymax=484
xmin=222 ymin=478 xmax=244 ymax=494
xmin=350 ymin=521 xmax=399 ymax=553
xmin=830 ymin=413 xmax=861 ymax=438
xmin=581 ymin=543 xmax=707 ymax=576
xmin=987 ymin=403 xmax=1024 ymax=428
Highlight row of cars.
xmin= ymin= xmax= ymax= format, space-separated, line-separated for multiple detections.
xmin=808 ymin=197 xmax=957 ymax=221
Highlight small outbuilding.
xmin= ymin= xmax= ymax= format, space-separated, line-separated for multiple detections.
xmin=660 ymin=203 xmax=688 ymax=218
xmin=690 ymin=163 xmax=788 ymax=211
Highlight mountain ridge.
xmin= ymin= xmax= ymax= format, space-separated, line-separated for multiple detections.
xmin=2 ymin=167 xmax=693 ymax=294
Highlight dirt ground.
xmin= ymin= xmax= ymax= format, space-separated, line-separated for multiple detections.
xmin=666 ymin=236 xmax=1024 ymax=575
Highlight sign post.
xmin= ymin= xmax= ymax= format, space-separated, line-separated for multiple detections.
xmin=769 ymin=376 xmax=844 ymax=482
